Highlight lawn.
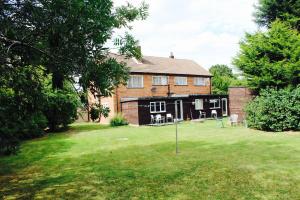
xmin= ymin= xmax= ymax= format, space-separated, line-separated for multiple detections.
xmin=0 ymin=121 xmax=300 ymax=200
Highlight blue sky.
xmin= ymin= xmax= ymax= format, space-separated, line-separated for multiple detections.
xmin=113 ymin=0 xmax=258 ymax=69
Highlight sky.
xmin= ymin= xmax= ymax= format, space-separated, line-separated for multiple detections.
xmin=112 ymin=0 xmax=259 ymax=69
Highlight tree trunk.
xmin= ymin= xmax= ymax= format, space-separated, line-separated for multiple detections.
xmin=52 ymin=70 xmax=64 ymax=90
xmin=98 ymin=97 xmax=101 ymax=123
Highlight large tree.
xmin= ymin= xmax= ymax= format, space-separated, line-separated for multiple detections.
xmin=0 ymin=0 xmax=148 ymax=92
xmin=255 ymin=0 xmax=300 ymax=31
xmin=0 ymin=0 xmax=148 ymax=154
xmin=233 ymin=21 xmax=300 ymax=91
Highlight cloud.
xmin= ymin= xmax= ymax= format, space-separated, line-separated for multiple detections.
xmin=112 ymin=0 xmax=258 ymax=69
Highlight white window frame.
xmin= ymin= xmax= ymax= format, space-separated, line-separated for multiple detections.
xmin=195 ymin=99 xmax=204 ymax=110
xmin=152 ymin=76 xmax=169 ymax=86
xmin=194 ymin=77 xmax=207 ymax=86
xmin=209 ymin=99 xmax=221 ymax=109
xmin=174 ymin=76 xmax=188 ymax=86
xmin=127 ymin=75 xmax=143 ymax=88
xmin=150 ymin=101 xmax=166 ymax=113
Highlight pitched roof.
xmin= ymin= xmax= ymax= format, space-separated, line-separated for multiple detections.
xmin=110 ymin=53 xmax=212 ymax=76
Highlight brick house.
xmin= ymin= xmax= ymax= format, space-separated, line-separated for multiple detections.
xmin=96 ymin=53 xmax=228 ymax=125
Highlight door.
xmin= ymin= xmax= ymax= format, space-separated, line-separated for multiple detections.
xmin=221 ymin=98 xmax=228 ymax=116
xmin=174 ymin=100 xmax=183 ymax=120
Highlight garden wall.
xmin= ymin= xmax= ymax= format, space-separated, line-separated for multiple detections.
xmin=228 ymin=87 xmax=255 ymax=122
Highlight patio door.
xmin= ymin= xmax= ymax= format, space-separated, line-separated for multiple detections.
xmin=221 ymin=98 xmax=228 ymax=116
xmin=174 ymin=100 xmax=183 ymax=120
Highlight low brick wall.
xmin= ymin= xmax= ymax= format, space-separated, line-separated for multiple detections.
xmin=229 ymin=87 xmax=255 ymax=122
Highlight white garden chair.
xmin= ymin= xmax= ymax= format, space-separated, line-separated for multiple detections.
xmin=229 ymin=114 xmax=239 ymax=126
xmin=199 ymin=111 xmax=206 ymax=119
xmin=166 ymin=113 xmax=173 ymax=123
xmin=150 ymin=115 xmax=155 ymax=125
xmin=211 ymin=110 xmax=217 ymax=118
xmin=155 ymin=114 xmax=162 ymax=124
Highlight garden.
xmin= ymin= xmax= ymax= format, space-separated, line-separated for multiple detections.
xmin=1 ymin=121 xmax=300 ymax=199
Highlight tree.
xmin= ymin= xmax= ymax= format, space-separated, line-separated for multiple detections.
xmin=255 ymin=0 xmax=300 ymax=31
xmin=209 ymin=64 xmax=234 ymax=78
xmin=209 ymin=64 xmax=246 ymax=94
xmin=233 ymin=21 xmax=300 ymax=91
xmin=1 ymin=0 xmax=148 ymax=92
xmin=0 ymin=1 xmax=148 ymax=154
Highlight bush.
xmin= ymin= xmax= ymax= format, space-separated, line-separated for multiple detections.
xmin=43 ymin=89 xmax=79 ymax=131
xmin=246 ymin=87 xmax=300 ymax=132
xmin=90 ymin=104 xmax=110 ymax=122
xmin=0 ymin=90 xmax=47 ymax=155
xmin=110 ymin=113 xmax=128 ymax=127
xmin=90 ymin=107 xmax=100 ymax=122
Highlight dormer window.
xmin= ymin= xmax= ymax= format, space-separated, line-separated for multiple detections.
xmin=152 ymin=76 xmax=168 ymax=85
xmin=175 ymin=76 xmax=187 ymax=85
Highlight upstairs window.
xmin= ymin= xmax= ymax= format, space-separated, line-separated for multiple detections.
xmin=127 ymin=75 xmax=143 ymax=88
xmin=195 ymin=99 xmax=204 ymax=110
xmin=150 ymin=101 xmax=166 ymax=113
xmin=209 ymin=99 xmax=220 ymax=109
xmin=175 ymin=76 xmax=187 ymax=85
xmin=194 ymin=77 xmax=208 ymax=86
xmin=152 ymin=76 xmax=168 ymax=85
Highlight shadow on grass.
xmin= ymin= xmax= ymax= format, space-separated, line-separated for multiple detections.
xmin=0 ymin=137 xmax=75 ymax=176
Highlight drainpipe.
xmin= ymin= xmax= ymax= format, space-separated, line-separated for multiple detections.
xmin=210 ymin=77 xmax=212 ymax=94
xmin=116 ymin=87 xmax=119 ymax=112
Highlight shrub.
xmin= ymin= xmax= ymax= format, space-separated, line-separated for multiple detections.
xmin=43 ymin=89 xmax=79 ymax=131
xmin=0 ymin=90 xmax=47 ymax=155
xmin=90 ymin=107 xmax=100 ymax=122
xmin=90 ymin=104 xmax=110 ymax=122
xmin=20 ymin=112 xmax=48 ymax=139
xmin=246 ymin=87 xmax=300 ymax=132
xmin=110 ymin=113 xmax=128 ymax=127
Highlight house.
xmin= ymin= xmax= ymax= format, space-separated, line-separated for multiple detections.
xmin=97 ymin=53 xmax=228 ymax=125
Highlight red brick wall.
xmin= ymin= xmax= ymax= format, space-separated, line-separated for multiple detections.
xmin=116 ymin=74 xmax=211 ymax=112
xmin=121 ymin=101 xmax=139 ymax=125
xmin=229 ymin=87 xmax=255 ymax=122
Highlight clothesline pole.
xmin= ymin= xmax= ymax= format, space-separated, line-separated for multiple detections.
xmin=175 ymin=101 xmax=179 ymax=155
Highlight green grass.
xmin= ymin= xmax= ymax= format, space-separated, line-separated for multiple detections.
xmin=1 ymin=121 xmax=300 ymax=200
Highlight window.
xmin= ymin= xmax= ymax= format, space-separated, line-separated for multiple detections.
xmin=195 ymin=99 xmax=204 ymax=110
xmin=175 ymin=76 xmax=187 ymax=85
xmin=152 ymin=76 xmax=168 ymax=85
xmin=127 ymin=75 xmax=143 ymax=88
xmin=150 ymin=101 xmax=166 ymax=113
xmin=194 ymin=77 xmax=208 ymax=86
xmin=209 ymin=99 xmax=220 ymax=109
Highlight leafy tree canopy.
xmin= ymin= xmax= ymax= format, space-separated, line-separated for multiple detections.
xmin=255 ymin=0 xmax=300 ymax=31
xmin=233 ymin=21 xmax=300 ymax=91
xmin=0 ymin=0 xmax=148 ymax=94
xmin=209 ymin=64 xmax=246 ymax=94
xmin=209 ymin=64 xmax=234 ymax=78
xmin=0 ymin=0 xmax=148 ymax=154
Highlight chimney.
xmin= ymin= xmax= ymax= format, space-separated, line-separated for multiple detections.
xmin=169 ymin=52 xmax=174 ymax=59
